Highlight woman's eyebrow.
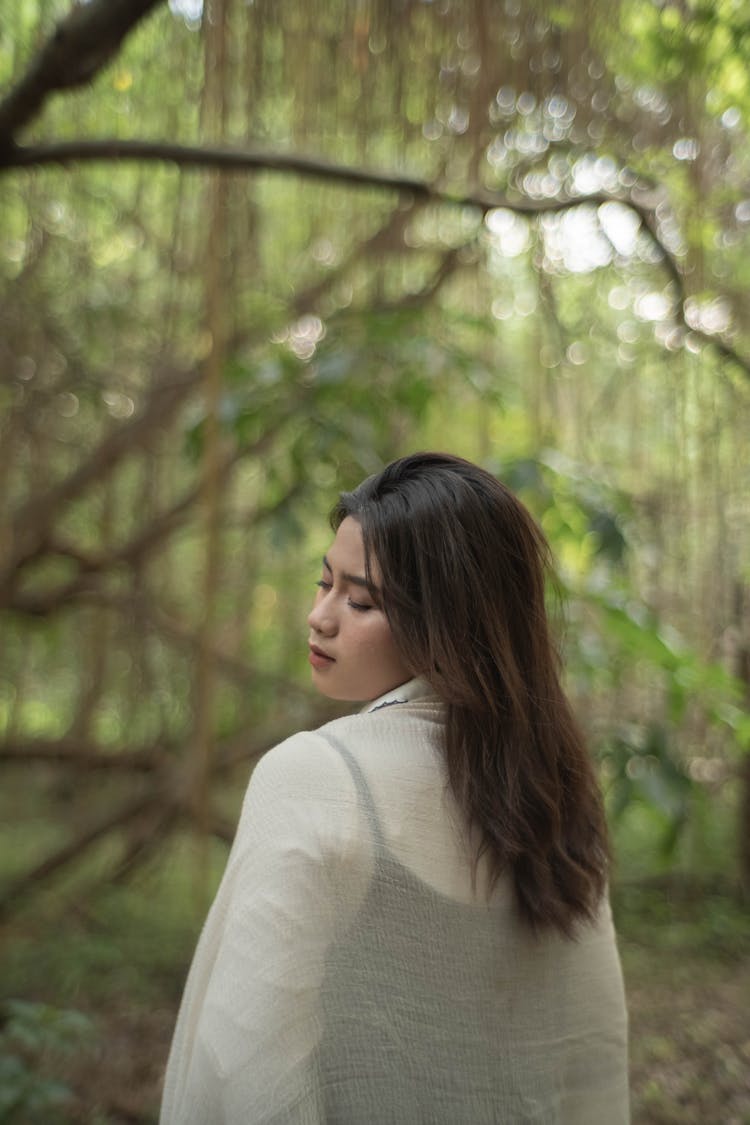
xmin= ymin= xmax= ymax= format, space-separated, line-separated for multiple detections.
xmin=322 ymin=555 xmax=373 ymax=589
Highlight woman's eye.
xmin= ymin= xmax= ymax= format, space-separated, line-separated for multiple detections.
xmin=348 ymin=599 xmax=373 ymax=612
xmin=314 ymin=580 xmax=371 ymax=610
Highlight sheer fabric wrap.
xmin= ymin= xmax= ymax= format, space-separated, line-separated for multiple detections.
xmin=160 ymin=682 xmax=629 ymax=1124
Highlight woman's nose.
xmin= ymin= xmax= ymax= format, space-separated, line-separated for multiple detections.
xmin=308 ymin=594 xmax=337 ymax=635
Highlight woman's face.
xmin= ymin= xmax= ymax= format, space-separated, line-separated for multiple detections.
xmin=307 ymin=516 xmax=411 ymax=702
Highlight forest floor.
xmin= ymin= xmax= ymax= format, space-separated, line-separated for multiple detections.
xmin=2 ymin=881 xmax=748 ymax=1124
xmin=626 ymin=951 xmax=750 ymax=1123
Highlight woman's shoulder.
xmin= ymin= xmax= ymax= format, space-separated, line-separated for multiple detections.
xmin=250 ymin=699 xmax=443 ymax=799
xmin=248 ymin=726 xmax=349 ymax=796
xmin=235 ymin=703 xmax=448 ymax=880
xmin=232 ymin=729 xmax=362 ymax=863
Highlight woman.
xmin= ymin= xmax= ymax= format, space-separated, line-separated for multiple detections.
xmin=160 ymin=452 xmax=629 ymax=1124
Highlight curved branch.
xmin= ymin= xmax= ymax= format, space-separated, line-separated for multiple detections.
xmin=0 ymin=138 xmax=637 ymax=215
xmin=3 ymin=138 xmax=748 ymax=380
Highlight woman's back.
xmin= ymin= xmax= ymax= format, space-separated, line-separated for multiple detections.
xmin=317 ymin=697 xmax=628 ymax=1124
xmin=161 ymin=687 xmax=628 ymax=1124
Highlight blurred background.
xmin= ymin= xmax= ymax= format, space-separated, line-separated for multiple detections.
xmin=1 ymin=0 xmax=748 ymax=1120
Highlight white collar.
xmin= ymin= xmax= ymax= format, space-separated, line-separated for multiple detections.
xmin=360 ymin=676 xmax=435 ymax=714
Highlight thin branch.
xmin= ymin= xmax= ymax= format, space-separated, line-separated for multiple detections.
xmin=387 ymin=244 xmax=467 ymax=310
xmin=0 ymin=737 xmax=165 ymax=771
xmin=0 ymin=694 xmax=325 ymax=776
xmin=0 ymin=0 xmax=166 ymax=144
xmin=2 ymin=402 xmax=302 ymax=615
xmin=107 ymin=806 xmax=180 ymax=885
xmin=0 ymin=790 xmax=163 ymax=918
xmin=88 ymin=592 xmax=299 ymax=694
xmin=0 ymin=706 xmax=343 ymax=917
xmin=49 ymin=468 xmax=306 ymax=578
xmin=0 ymin=138 xmax=641 ymax=215
xmin=0 ymin=368 xmax=201 ymax=603
xmin=3 ymin=139 xmax=747 ymax=379
xmin=290 ymin=197 xmax=426 ymax=316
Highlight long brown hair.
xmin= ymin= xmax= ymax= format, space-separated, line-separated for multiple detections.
xmin=332 ymin=452 xmax=609 ymax=936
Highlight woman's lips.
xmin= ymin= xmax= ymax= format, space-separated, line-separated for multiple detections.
xmin=309 ymin=644 xmax=335 ymax=669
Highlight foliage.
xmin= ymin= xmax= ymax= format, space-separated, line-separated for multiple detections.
xmin=0 ymin=1000 xmax=93 ymax=1124
xmin=494 ymin=452 xmax=747 ymax=867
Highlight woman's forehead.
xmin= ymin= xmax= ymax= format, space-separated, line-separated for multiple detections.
xmin=327 ymin=517 xmax=382 ymax=586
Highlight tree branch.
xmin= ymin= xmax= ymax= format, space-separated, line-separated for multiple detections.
xmin=0 ymin=0 xmax=166 ymax=144
xmin=0 ymin=701 xmax=344 ymax=917
xmin=0 ymin=138 xmax=640 ymax=215
xmin=2 ymin=138 xmax=747 ymax=379
xmin=2 ymin=400 xmax=302 ymax=615
xmin=0 ymin=790 xmax=164 ymax=919
xmin=290 ymin=197 xmax=426 ymax=316
xmin=107 ymin=805 xmax=180 ymax=885
xmin=0 ymin=368 xmax=201 ymax=605
xmin=0 ymin=737 xmax=165 ymax=771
